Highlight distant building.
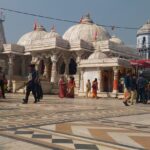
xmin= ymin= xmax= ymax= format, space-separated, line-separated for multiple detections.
xmin=137 ymin=20 xmax=150 ymax=59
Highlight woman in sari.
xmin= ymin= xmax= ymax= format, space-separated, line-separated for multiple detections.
xmin=58 ymin=76 xmax=67 ymax=98
xmin=92 ymin=78 xmax=98 ymax=98
xmin=67 ymin=76 xmax=76 ymax=98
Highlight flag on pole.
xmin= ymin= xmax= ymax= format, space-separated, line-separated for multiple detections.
xmin=51 ymin=25 xmax=55 ymax=31
xmin=33 ymin=20 xmax=37 ymax=30
xmin=80 ymin=16 xmax=83 ymax=23
xmin=111 ymin=26 xmax=115 ymax=31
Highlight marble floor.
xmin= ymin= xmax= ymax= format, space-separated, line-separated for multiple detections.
xmin=0 ymin=94 xmax=150 ymax=150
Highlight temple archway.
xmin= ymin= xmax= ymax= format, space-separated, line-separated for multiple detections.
xmin=39 ymin=59 xmax=45 ymax=75
xmin=59 ymin=61 xmax=66 ymax=74
xmin=69 ymin=58 xmax=77 ymax=75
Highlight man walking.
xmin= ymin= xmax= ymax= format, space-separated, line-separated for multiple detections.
xmin=0 ymin=67 xmax=5 ymax=99
xmin=86 ymin=79 xmax=91 ymax=98
xmin=137 ymin=73 xmax=147 ymax=104
xmin=130 ymin=74 xmax=137 ymax=105
xmin=123 ymin=71 xmax=132 ymax=106
xmin=22 ymin=64 xmax=38 ymax=104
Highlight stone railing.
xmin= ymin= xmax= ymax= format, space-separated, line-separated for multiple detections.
xmin=95 ymin=41 xmax=139 ymax=59
xmin=69 ymin=39 xmax=94 ymax=51
xmin=3 ymin=44 xmax=24 ymax=53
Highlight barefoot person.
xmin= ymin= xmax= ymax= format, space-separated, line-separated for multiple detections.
xmin=123 ymin=71 xmax=131 ymax=106
xmin=66 ymin=76 xmax=75 ymax=98
xmin=86 ymin=79 xmax=91 ymax=98
xmin=92 ymin=78 xmax=98 ymax=98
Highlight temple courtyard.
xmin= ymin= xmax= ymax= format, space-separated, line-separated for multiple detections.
xmin=0 ymin=94 xmax=150 ymax=150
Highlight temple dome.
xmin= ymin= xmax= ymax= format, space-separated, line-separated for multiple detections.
xmin=109 ymin=35 xmax=124 ymax=45
xmin=88 ymin=51 xmax=108 ymax=60
xmin=17 ymin=25 xmax=47 ymax=46
xmin=63 ymin=14 xmax=111 ymax=43
xmin=137 ymin=20 xmax=150 ymax=35
xmin=43 ymin=27 xmax=61 ymax=39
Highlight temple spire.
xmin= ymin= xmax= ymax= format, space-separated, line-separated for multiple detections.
xmin=51 ymin=25 xmax=56 ymax=32
xmin=0 ymin=11 xmax=6 ymax=45
xmin=80 ymin=13 xmax=93 ymax=24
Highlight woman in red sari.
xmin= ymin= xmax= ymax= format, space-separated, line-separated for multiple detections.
xmin=67 ymin=76 xmax=76 ymax=98
xmin=58 ymin=76 xmax=67 ymax=98
xmin=92 ymin=78 xmax=98 ymax=98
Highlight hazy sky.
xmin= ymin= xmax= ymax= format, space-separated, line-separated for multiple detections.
xmin=0 ymin=0 xmax=150 ymax=46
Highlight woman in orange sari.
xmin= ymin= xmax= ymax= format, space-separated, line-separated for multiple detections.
xmin=92 ymin=78 xmax=98 ymax=98
xmin=67 ymin=76 xmax=76 ymax=98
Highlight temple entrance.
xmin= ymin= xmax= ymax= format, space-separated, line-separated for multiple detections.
xmin=69 ymin=58 xmax=77 ymax=75
xmin=39 ymin=60 xmax=45 ymax=75
xmin=59 ymin=61 xmax=66 ymax=74
xmin=102 ymin=69 xmax=113 ymax=92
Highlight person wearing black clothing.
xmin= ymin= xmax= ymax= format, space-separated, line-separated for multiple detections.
xmin=0 ymin=67 xmax=5 ymax=99
xmin=35 ymin=78 xmax=43 ymax=101
xmin=145 ymin=83 xmax=149 ymax=103
xmin=130 ymin=74 xmax=137 ymax=105
xmin=22 ymin=64 xmax=38 ymax=104
xmin=123 ymin=72 xmax=132 ymax=106
xmin=136 ymin=74 xmax=147 ymax=104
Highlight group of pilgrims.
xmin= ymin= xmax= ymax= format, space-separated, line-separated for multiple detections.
xmin=0 ymin=63 xmax=149 ymax=105
xmin=58 ymin=76 xmax=98 ymax=99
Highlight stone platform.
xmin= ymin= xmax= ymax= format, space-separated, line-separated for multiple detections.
xmin=0 ymin=94 xmax=150 ymax=150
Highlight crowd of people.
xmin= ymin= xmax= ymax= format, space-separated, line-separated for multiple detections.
xmin=0 ymin=64 xmax=149 ymax=106
xmin=22 ymin=68 xmax=149 ymax=104
xmin=123 ymin=71 xmax=150 ymax=106
xmin=58 ymin=77 xmax=99 ymax=99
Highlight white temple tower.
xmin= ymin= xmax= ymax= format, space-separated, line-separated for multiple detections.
xmin=0 ymin=13 xmax=6 ymax=51
xmin=137 ymin=20 xmax=150 ymax=59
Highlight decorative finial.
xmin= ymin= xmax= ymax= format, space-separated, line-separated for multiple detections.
xmin=79 ymin=16 xmax=83 ymax=23
xmin=0 ymin=11 xmax=5 ymax=21
xmin=80 ymin=13 xmax=93 ymax=24
xmin=51 ymin=25 xmax=56 ymax=32
xmin=86 ymin=13 xmax=90 ymax=19
xmin=147 ymin=20 xmax=150 ymax=24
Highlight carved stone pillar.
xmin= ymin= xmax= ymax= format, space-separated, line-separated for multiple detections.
xmin=98 ymin=68 xmax=103 ymax=92
xmin=79 ymin=69 xmax=84 ymax=92
xmin=50 ymin=54 xmax=57 ymax=83
xmin=7 ymin=54 xmax=14 ymax=90
xmin=113 ymin=67 xmax=118 ymax=94
xmin=64 ymin=58 xmax=69 ymax=75
xmin=43 ymin=58 xmax=49 ymax=80
xmin=76 ymin=55 xmax=81 ymax=74
xmin=75 ymin=51 xmax=84 ymax=93
xmin=31 ymin=56 xmax=40 ymax=72
xmin=21 ymin=56 xmax=26 ymax=77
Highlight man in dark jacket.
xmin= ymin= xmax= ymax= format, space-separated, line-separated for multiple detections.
xmin=137 ymin=74 xmax=147 ymax=104
xmin=22 ymin=64 xmax=38 ymax=104
xmin=123 ymin=71 xmax=132 ymax=106
xmin=130 ymin=74 xmax=137 ymax=105
xmin=0 ymin=67 xmax=5 ymax=99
